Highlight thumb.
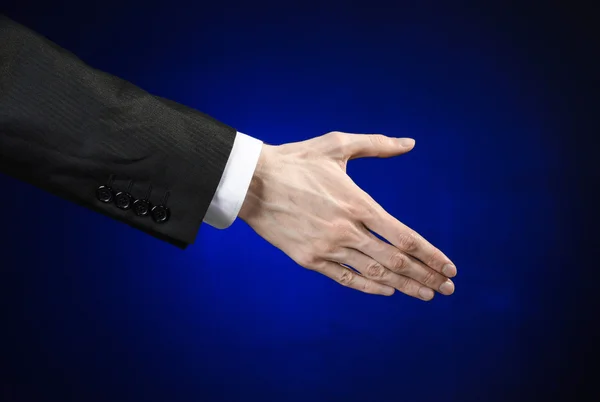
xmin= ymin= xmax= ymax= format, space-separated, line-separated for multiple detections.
xmin=340 ymin=133 xmax=415 ymax=160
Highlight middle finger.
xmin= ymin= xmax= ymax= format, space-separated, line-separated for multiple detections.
xmin=357 ymin=230 xmax=455 ymax=295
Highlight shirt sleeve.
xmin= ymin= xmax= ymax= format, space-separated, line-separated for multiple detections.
xmin=203 ymin=132 xmax=263 ymax=229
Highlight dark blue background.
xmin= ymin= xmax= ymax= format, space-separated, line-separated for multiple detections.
xmin=1 ymin=1 xmax=595 ymax=401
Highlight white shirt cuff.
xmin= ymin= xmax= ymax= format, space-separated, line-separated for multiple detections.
xmin=202 ymin=131 xmax=263 ymax=229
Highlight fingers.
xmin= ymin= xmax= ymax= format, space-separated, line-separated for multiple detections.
xmin=356 ymin=230 xmax=455 ymax=295
xmin=336 ymin=249 xmax=436 ymax=301
xmin=328 ymin=132 xmax=415 ymax=160
xmin=362 ymin=207 xmax=457 ymax=278
xmin=317 ymin=261 xmax=396 ymax=296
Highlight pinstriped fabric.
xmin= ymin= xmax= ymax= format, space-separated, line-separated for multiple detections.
xmin=0 ymin=15 xmax=237 ymax=248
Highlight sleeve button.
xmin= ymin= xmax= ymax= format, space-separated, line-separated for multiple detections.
xmin=151 ymin=205 xmax=170 ymax=223
xmin=115 ymin=191 xmax=133 ymax=210
xmin=96 ymin=186 xmax=113 ymax=203
xmin=133 ymin=199 xmax=151 ymax=216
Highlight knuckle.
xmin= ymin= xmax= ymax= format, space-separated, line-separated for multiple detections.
xmin=365 ymin=200 xmax=381 ymax=220
xmin=331 ymin=221 xmax=360 ymax=245
xmin=316 ymin=240 xmax=338 ymax=257
xmin=365 ymin=262 xmax=386 ymax=279
xmin=369 ymin=134 xmax=389 ymax=147
xmin=319 ymin=132 xmax=345 ymax=155
xmin=355 ymin=233 xmax=375 ymax=251
xmin=296 ymin=254 xmax=319 ymax=270
xmin=422 ymin=270 xmax=436 ymax=285
xmin=351 ymin=197 xmax=378 ymax=222
xmin=397 ymin=276 xmax=412 ymax=292
xmin=361 ymin=205 xmax=376 ymax=222
xmin=325 ymin=131 xmax=345 ymax=144
xmin=397 ymin=232 xmax=419 ymax=252
xmin=389 ymin=252 xmax=409 ymax=272
xmin=338 ymin=269 xmax=356 ymax=287
xmin=426 ymin=247 xmax=442 ymax=268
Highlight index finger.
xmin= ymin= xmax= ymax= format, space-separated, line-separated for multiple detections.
xmin=362 ymin=206 xmax=457 ymax=278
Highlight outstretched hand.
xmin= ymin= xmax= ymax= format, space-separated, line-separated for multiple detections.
xmin=238 ymin=131 xmax=456 ymax=300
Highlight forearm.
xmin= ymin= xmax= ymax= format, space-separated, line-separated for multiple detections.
xmin=0 ymin=15 xmax=236 ymax=247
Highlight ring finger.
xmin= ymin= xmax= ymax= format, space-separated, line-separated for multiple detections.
xmin=358 ymin=230 xmax=455 ymax=295
xmin=336 ymin=249 xmax=436 ymax=301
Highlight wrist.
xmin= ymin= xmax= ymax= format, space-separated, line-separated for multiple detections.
xmin=238 ymin=143 xmax=271 ymax=223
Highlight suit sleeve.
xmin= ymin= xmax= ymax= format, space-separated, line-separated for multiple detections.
xmin=0 ymin=15 xmax=237 ymax=248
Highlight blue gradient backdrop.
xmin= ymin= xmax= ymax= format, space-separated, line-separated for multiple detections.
xmin=1 ymin=1 xmax=591 ymax=402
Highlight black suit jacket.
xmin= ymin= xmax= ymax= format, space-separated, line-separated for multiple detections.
xmin=0 ymin=16 xmax=237 ymax=248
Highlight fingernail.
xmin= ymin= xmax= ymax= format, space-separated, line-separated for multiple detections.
xmin=439 ymin=280 xmax=455 ymax=295
xmin=418 ymin=287 xmax=434 ymax=301
xmin=398 ymin=138 xmax=415 ymax=147
xmin=442 ymin=264 xmax=457 ymax=277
